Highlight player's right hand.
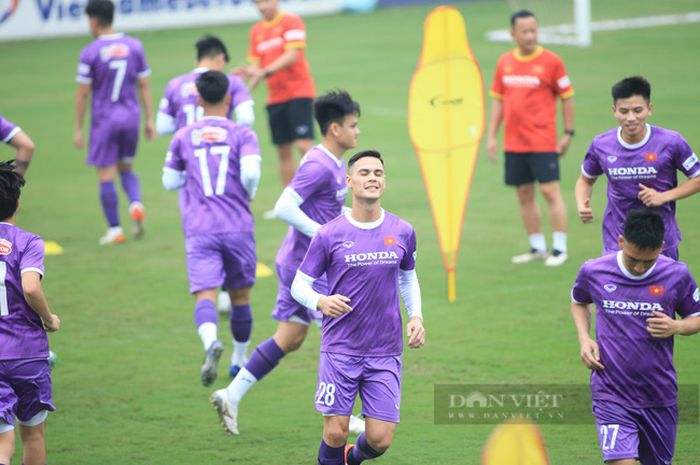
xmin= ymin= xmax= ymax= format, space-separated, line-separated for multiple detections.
xmin=487 ymin=136 xmax=498 ymax=164
xmin=579 ymin=337 xmax=604 ymax=370
xmin=43 ymin=314 xmax=61 ymax=332
xmin=73 ymin=128 xmax=83 ymax=149
xmin=318 ymin=295 xmax=352 ymax=318
xmin=577 ymin=198 xmax=593 ymax=223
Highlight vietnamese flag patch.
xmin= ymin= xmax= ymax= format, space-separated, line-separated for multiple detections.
xmin=649 ymin=285 xmax=665 ymax=297
xmin=384 ymin=236 xmax=397 ymax=246
xmin=645 ymin=152 xmax=658 ymax=162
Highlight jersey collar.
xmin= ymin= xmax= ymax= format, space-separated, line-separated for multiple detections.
xmin=616 ymin=250 xmax=658 ymax=281
xmin=617 ymin=124 xmax=652 ymax=150
xmin=512 ymin=45 xmax=544 ymax=62
xmin=317 ymin=144 xmax=344 ymax=168
xmin=263 ymin=12 xmax=285 ymax=28
xmin=98 ymin=32 xmax=124 ymax=40
xmin=344 ymin=209 xmax=385 ymax=230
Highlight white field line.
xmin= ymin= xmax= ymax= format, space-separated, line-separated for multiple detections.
xmin=486 ymin=11 xmax=700 ymax=45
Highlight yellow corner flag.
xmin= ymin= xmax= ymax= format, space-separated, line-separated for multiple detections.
xmin=481 ymin=419 xmax=550 ymax=465
xmin=408 ymin=6 xmax=485 ymax=302
xmin=44 ymin=240 xmax=64 ymax=256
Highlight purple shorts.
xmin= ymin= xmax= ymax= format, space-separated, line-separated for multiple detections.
xmin=87 ymin=118 xmax=139 ymax=167
xmin=185 ymin=232 xmax=256 ymax=294
xmin=0 ymin=359 xmax=55 ymax=426
xmin=592 ymin=400 xmax=676 ymax=465
xmin=315 ymin=352 xmax=402 ymax=423
xmin=271 ymin=264 xmax=324 ymax=325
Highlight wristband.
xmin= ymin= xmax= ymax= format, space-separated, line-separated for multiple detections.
xmin=564 ymin=129 xmax=575 ymax=136
xmin=263 ymin=69 xmax=272 ymax=78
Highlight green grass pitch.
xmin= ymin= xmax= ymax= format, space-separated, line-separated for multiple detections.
xmin=1 ymin=0 xmax=699 ymax=463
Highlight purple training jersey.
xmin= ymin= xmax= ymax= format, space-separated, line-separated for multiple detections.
xmin=276 ymin=146 xmax=347 ymax=269
xmin=165 ymin=117 xmax=259 ymax=237
xmin=582 ymin=124 xmax=700 ymax=252
xmin=299 ymin=210 xmax=417 ymax=357
xmin=0 ymin=223 xmax=48 ymax=360
xmin=0 ymin=115 xmax=20 ymax=145
xmin=159 ymin=68 xmax=252 ymax=131
xmin=571 ymin=252 xmax=700 ymax=408
xmin=76 ymin=33 xmax=150 ymax=127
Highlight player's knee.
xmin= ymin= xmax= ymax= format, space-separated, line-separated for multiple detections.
xmin=18 ymin=411 xmax=47 ymax=441
xmin=283 ymin=332 xmax=306 ymax=352
xmin=366 ymin=432 xmax=393 ymax=453
xmin=229 ymin=288 xmax=250 ymax=305
xmin=0 ymin=425 xmax=16 ymax=458
xmin=324 ymin=424 xmax=349 ymax=447
xmin=539 ymin=183 xmax=562 ymax=201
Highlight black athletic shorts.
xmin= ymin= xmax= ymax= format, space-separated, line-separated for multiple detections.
xmin=266 ymin=98 xmax=315 ymax=145
xmin=504 ymin=152 xmax=560 ymax=186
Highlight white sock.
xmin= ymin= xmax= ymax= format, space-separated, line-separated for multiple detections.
xmin=528 ymin=233 xmax=547 ymax=253
xmin=552 ymin=232 xmax=568 ymax=253
xmin=226 ymin=367 xmax=258 ymax=403
xmin=231 ymin=340 xmax=250 ymax=367
xmin=198 ymin=323 xmax=218 ymax=351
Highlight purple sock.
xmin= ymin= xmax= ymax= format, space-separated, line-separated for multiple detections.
xmin=194 ymin=299 xmax=217 ymax=327
xmin=318 ymin=439 xmax=345 ymax=465
xmin=230 ymin=304 xmax=253 ymax=342
xmin=348 ymin=433 xmax=384 ymax=464
xmin=119 ymin=170 xmax=142 ymax=204
xmin=99 ymin=181 xmax=119 ymax=227
xmin=244 ymin=337 xmax=285 ymax=380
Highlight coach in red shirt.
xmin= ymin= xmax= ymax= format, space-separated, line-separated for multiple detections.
xmin=236 ymin=0 xmax=316 ymax=187
xmin=487 ymin=9 xmax=575 ymax=267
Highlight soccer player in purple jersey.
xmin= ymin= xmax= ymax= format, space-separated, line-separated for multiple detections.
xmin=157 ymin=35 xmax=255 ymax=318
xmin=0 ymin=115 xmax=35 ymax=177
xmin=0 ymin=161 xmax=61 ymax=465
xmin=156 ymin=35 xmax=254 ymax=135
xmin=571 ymin=210 xmax=700 ymax=465
xmin=292 ymin=150 xmax=425 ymax=465
xmin=575 ymin=76 xmax=700 ymax=259
xmin=209 ymin=90 xmax=364 ymax=435
xmin=162 ymin=71 xmax=261 ymax=387
xmin=74 ymin=0 xmax=155 ymax=245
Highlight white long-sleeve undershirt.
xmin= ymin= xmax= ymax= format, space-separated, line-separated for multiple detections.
xmin=273 ymin=187 xmax=322 ymax=238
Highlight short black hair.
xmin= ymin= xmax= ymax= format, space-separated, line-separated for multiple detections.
xmin=0 ymin=160 xmax=25 ymax=221
xmin=348 ymin=150 xmax=384 ymax=171
xmin=314 ymin=90 xmax=360 ymax=136
xmin=623 ymin=209 xmax=664 ymax=251
xmin=85 ymin=0 xmax=114 ymax=26
xmin=196 ymin=35 xmax=229 ymax=63
xmin=511 ymin=10 xmax=536 ymax=27
xmin=195 ymin=71 xmax=229 ymax=105
xmin=612 ymin=76 xmax=651 ymax=103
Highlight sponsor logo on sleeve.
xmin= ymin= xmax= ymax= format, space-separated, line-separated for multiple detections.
xmin=0 ymin=239 xmax=12 ymax=255
xmin=557 ymin=75 xmax=571 ymax=89
xmin=649 ymin=285 xmax=665 ymax=297
xmin=77 ymin=62 xmax=90 ymax=75
xmin=693 ymin=287 xmax=699 ymax=302
xmin=683 ymin=153 xmax=699 ymax=171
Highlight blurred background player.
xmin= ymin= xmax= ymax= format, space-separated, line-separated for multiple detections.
xmin=156 ymin=35 xmax=254 ymax=134
xmin=487 ymin=9 xmax=575 ymax=267
xmin=74 ymin=0 xmax=155 ymax=245
xmin=209 ymin=90 xmax=364 ymax=435
xmin=156 ymin=34 xmax=255 ymax=315
xmin=0 ymin=160 xmax=61 ymax=465
xmin=0 ymin=115 xmax=35 ymax=177
xmin=235 ymin=0 xmax=316 ymax=189
xmin=162 ymin=71 xmax=260 ymax=387
xmin=571 ymin=209 xmax=700 ymax=465
xmin=291 ymin=150 xmax=425 ymax=465
xmin=575 ymin=76 xmax=700 ymax=260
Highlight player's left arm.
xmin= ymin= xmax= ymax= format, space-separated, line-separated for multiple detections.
xmin=162 ymin=137 xmax=186 ymax=190
xmin=400 ymin=230 xmax=424 ymax=349
xmin=554 ymin=57 xmax=575 ymax=156
xmin=239 ymin=128 xmax=262 ymax=199
xmin=647 ymin=272 xmax=700 ymax=338
xmin=639 ymin=138 xmax=700 ymax=207
xmin=137 ymin=77 xmax=155 ymax=140
xmin=74 ymin=83 xmax=90 ymax=149
xmin=8 ymin=130 xmax=35 ymax=176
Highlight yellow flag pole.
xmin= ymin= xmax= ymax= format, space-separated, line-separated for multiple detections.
xmin=448 ymin=270 xmax=456 ymax=302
